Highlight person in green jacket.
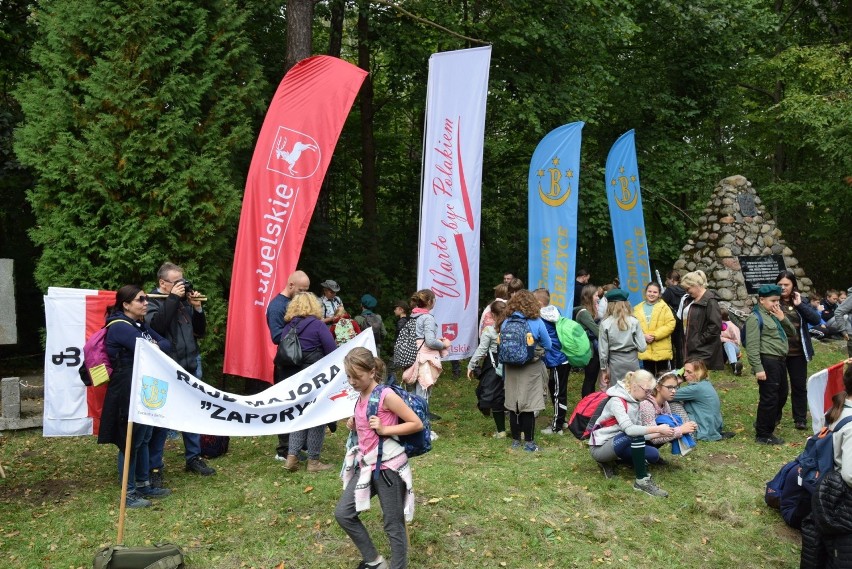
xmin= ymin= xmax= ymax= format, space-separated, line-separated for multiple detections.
xmin=746 ymin=284 xmax=797 ymax=445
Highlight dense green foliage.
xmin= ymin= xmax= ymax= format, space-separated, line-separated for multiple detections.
xmin=2 ymin=0 xmax=849 ymax=366
xmin=13 ymin=0 xmax=264 ymax=354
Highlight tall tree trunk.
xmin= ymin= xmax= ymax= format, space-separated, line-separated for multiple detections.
xmin=328 ymin=0 xmax=345 ymax=57
xmin=285 ymin=0 xmax=316 ymax=72
xmin=357 ymin=0 xmax=379 ymax=269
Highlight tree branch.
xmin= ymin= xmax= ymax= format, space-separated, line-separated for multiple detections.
xmin=736 ymin=82 xmax=777 ymax=101
xmin=371 ymin=0 xmax=490 ymax=46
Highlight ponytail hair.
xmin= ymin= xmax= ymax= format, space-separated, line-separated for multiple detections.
xmin=824 ymin=363 xmax=852 ymax=425
xmin=343 ymin=347 xmax=387 ymax=383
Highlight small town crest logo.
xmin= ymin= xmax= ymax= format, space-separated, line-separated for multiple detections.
xmin=536 ymin=156 xmax=573 ymax=207
xmin=611 ymin=165 xmax=639 ymax=211
xmin=267 ymin=126 xmax=321 ymax=179
xmin=140 ymin=376 xmax=168 ymax=410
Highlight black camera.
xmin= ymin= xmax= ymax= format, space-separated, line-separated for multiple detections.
xmin=177 ymin=279 xmax=194 ymax=296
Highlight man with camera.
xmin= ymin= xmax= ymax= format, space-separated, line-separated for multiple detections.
xmin=145 ymin=262 xmax=215 ymax=485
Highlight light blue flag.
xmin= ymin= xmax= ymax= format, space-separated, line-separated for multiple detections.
xmin=528 ymin=122 xmax=584 ymax=314
xmin=605 ymin=130 xmax=651 ymax=306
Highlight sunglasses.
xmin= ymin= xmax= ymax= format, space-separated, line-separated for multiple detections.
xmin=134 ymin=296 xmax=149 ymax=303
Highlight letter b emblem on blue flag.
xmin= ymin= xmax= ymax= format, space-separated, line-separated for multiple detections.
xmin=528 ymin=122 xmax=584 ymax=314
xmin=605 ymin=130 xmax=651 ymax=306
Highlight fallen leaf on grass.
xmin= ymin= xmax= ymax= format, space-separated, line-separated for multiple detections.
xmin=303 ymin=486 xmax=314 ymax=494
xmin=427 ymin=497 xmax=442 ymax=504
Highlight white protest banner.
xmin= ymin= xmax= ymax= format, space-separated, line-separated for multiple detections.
xmin=130 ymin=329 xmax=376 ymax=436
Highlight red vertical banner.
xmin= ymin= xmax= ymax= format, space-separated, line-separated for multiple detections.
xmin=85 ymin=291 xmax=116 ymax=435
xmin=224 ymin=56 xmax=367 ymax=382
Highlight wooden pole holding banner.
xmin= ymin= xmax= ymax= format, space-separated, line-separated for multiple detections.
xmin=116 ymin=421 xmax=134 ymax=543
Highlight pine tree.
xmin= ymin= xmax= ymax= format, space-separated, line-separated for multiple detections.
xmin=14 ymin=0 xmax=264 ymax=355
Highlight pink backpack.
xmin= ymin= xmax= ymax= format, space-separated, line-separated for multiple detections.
xmin=78 ymin=319 xmax=132 ymax=386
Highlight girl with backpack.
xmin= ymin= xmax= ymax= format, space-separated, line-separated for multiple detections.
xmin=633 ymin=282 xmax=676 ymax=377
xmin=598 ymin=289 xmax=646 ymax=389
xmin=573 ymin=284 xmax=601 ymax=397
xmin=587 ymin=369 xmax=674 ymax=497
xmin=336 ymin=347 xmax=423 ymax=569
xmin=467 ymin=300 xmax=508 ymax=438
xmin=402 ymin=290 xmax=450 ymax=403
xmin=499 ymin=289 xmax=552 ymax=452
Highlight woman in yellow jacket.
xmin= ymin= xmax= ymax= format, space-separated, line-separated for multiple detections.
xmin=634 ymin=282 xmax=676 ymax=376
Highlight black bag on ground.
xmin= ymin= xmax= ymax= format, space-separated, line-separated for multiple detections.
xmin=92 ymin=543 xmax=184 ymax=569
xmin=200 ymin=434 xmax=230 ymax=459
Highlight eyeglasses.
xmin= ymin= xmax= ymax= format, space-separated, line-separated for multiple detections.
xmin=134 ymin=296 xmax=149 ymax=303
xmin=635 ymin=384 xmax=652 ymax=397
xmin=661 ymin=384 xmax=678 ymax=391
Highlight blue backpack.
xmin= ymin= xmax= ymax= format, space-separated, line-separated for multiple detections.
xmin=497 ymin=314 xmax=535 ymax=365
xmin=740 ymin=309 xmax=763 ymax=350
xmin=364 ymin=376 xmax=431 ymax=479
xmin=796 ymin=415 xmax=852 ymax=494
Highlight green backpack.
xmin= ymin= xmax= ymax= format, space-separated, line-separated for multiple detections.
xmin=555 ymin=317 xmax=593 ymax=366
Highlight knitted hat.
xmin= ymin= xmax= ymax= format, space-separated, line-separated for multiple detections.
xmin=360 ymin=294 xmax=377 ymax=309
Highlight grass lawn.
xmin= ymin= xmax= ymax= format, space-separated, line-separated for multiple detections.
xmin=1 ymin=340 xmax=848 ymax=569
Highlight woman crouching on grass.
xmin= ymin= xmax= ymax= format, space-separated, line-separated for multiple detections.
xmin=638 ymin=371 xmax=698 ymax=451
xmin=587 ymin=369 xmax=674 ymax=497
xmin=335 ymin=347 xmax=423 ymax=569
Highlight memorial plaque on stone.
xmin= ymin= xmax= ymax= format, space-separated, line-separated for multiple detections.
xmin=739 ymin=255 xmax=786 ymax=294
xmin=737 ymin=193 xmax=758 ymax=217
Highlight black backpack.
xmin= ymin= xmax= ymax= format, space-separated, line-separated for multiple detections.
xmin=392 ymin=315 xmax=420 ymax=368
xmin=274 ymin=317 xmax=309 ymax=368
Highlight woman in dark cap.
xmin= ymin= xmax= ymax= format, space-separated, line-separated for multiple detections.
xmin=745 ymin=284 xmax=797 ymax=445
xmin=598 ymin=288 xmax=647 ymax=388
xmin=775 ymin=270 xmax=822 ymax=430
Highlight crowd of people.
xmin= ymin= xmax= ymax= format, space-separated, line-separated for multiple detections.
xmin=97 ymin=265 xmax=852 ymax=568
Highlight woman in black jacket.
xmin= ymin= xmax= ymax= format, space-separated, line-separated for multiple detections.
xmin=97 ymin=285 xmax=172 ymax=509
xmin=775 ymin=270 xmax=822 ymax=430
xmin=680 ymin=270 xmax=725 ymax=371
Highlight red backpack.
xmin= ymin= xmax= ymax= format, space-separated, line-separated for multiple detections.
xmin=567 ymin=392 xmax=628 ymax=440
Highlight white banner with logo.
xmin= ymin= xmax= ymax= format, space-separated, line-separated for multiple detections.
xmin=43 ymin=287 xmax=97 ymax=436
xmin=417 ymin=46 xmax=491 ymax=361
xmin=130 ymin=330 xmax=376 ymax=435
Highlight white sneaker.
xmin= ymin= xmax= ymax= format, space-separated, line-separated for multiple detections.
xmin=492 ymin=431 xmax=507 ymax=438
xmin=540 ymin=426 xmax=564 ymax=435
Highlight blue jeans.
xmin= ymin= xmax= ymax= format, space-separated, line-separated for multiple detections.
xmin=148 ymin=362 xmax=202 ymax=466
xmin=611 ymin=432 xmax=661 ymax=465
xmin=118 ymin=423 xmax=153 ymax=488
xmin=723 ymin=342 xmax=740 ymax=364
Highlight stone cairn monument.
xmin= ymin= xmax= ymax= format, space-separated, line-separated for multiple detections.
xmin=673 ymin=175 xmax=813 ymax=313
